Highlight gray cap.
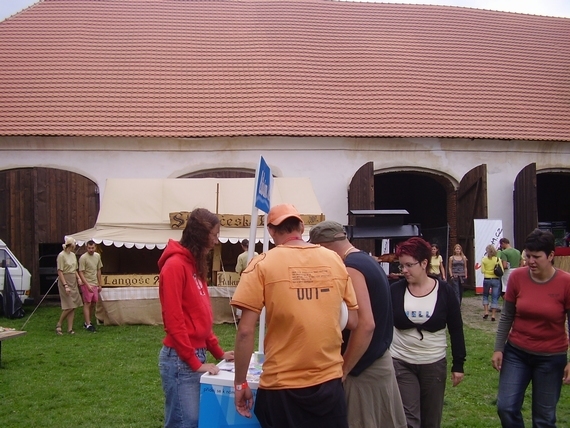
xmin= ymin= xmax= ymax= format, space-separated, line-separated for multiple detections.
xmin=309 ymin=221 xmax=347 ymax=243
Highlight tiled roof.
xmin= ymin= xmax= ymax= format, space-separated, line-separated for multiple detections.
xmin=0 ymin=0 xmax=569 ymax=140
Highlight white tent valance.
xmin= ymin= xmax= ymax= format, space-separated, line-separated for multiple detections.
xmin=69 ymin=177 xmax=323 ymax=249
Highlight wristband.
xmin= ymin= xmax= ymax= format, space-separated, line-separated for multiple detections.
xmin=234 ymin=381 xmax=248 ymax=391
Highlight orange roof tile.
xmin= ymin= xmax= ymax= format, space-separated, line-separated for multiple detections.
xmin=0 ymin=0 xmax=568 ymax=140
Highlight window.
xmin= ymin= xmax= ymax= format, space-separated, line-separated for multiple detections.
xmin=0 ymin=249 xmax=17 ymax=268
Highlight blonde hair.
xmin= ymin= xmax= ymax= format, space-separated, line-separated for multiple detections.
xmin=62 ymin=236 xmax=76 ymax=250
xmin=452 ymin=244 xmax=467 ymax=262
xmin=485 ymin=244 xmax=497 ymax=258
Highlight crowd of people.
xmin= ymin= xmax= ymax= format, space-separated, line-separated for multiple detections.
xmin=45 ymin=203 xmax=570 ymax=428
xmin=153 ymin=205 xmax=570 ymax=428
xmin=34 ymin=198 xmax=550 ymax=428
xmin=54 ymin=207 xmax=570 ymax=428
xmin=155 ymin=204 xmax=467 ymax=428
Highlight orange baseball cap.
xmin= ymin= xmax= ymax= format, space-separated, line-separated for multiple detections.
xmin=266 ymin=204 xmax=303 ymax=226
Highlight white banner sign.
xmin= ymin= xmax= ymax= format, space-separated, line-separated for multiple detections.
xmin=474 ymin=219 xmax=503 ymax=293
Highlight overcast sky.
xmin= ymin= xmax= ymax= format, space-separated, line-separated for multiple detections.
xmin=1 ymin=0 xmax=569 ymax=22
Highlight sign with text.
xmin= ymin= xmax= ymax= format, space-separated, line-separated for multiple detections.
xmin=219 ymin=215 xmax=262 ymax=228
xmin=101 ymin=274 xmax=159 ymax=287
xmin=474 ymin=219 xmax=503 ymax=294
xmin=255 ymin=156 xmax=272 ymax=213
xmin=169 ymin=211 xmax=191 ymax=229
xmin=216 ymin=271 xmax=241 ymax=287
xmin=170 ymin=212 xmax=325 ymax=229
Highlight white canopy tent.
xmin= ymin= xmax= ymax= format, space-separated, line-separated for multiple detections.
xmin=70 ymin=177 xmax=324 ymax=249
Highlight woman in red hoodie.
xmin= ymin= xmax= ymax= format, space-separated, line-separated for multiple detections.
xmin=158 ymin=208 xmax=234 ymax=428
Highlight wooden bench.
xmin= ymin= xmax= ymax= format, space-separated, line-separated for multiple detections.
xmin=0 ymin=330 xmax=27 ymax=367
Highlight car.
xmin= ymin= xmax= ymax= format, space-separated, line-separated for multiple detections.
xmin=0 ymin=240 xmax=32 ymax=312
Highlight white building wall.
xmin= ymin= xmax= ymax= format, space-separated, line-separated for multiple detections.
xmin=2 ymin=135 xmax=570 ymax=240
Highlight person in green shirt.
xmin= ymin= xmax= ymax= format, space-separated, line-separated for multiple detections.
xmin=498 ymin=238 xmax=521 ymax=295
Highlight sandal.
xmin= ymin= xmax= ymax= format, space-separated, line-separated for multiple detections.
xmin=482 ymin=314 xmax=489 ymax=320
xmin=68 ymin=330 xmax=75 ymax=335
xmin=55 ymin=325 xmax=63 ymax=335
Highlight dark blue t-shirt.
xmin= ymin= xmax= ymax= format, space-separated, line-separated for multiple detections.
xmin=342 ymin=250 xmax=394 ymax=376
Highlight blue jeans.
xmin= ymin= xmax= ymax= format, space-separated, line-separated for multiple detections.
xmin=482 ymin=278 xmax=501 ymax=309
xmin=497 ymin=342 xmax=567 ymax=428
xmin=159 ymin=346 xmax=206 ymax=428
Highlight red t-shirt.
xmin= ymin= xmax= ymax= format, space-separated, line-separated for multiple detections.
xmin=505 ymin=267 xmax=570 ymax=354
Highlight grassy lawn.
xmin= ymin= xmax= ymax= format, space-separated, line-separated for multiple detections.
xmin=0 ymin=295 xmax=568 ymax=427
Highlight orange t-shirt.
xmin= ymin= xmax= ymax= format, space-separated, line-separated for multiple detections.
xmin=231 ymin=244 xmax=358 ymax=389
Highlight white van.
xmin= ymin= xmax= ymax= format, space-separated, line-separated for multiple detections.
xmin=0 ymin=240 xmax=32 ymax=307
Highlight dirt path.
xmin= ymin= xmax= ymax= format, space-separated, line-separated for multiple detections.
xmin=460 ymin=295 xmax=501 ymax=334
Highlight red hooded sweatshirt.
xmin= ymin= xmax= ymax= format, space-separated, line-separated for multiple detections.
xmin=158 ymin=239 xmax=224 ymax=370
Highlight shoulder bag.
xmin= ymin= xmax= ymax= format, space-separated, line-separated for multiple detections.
xmin=494 ymin=257 xmax=504 ymax=277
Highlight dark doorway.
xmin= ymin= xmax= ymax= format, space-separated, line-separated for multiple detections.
xmin=39 ymin=243 xmax=62 ymax=295
xmin=374 ymin=171 xmax=450 ymax=261
xmin=374 ymin=172 xmax=447 ymax=228
xmin=537 ymin=172 xmax=570 ymax=246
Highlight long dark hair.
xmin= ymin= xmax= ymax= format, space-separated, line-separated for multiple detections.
xmin=179 ymin=208 xmax=220 ymax=280
xmin=431 ymin=243 xmax=440 ymax=256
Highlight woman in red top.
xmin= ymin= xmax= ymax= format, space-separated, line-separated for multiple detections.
xmin=158 ymin=208 xmax=234 ymax=428
xmin=492 ymin=229 xmax=570 ymax=428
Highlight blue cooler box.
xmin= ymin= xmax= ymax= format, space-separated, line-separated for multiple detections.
xmin=198 ymin=362 xmax=261 ymax=428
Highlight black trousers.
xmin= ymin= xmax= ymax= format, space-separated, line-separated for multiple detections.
xmin=254 ymin=378 xmax=348 ymax=428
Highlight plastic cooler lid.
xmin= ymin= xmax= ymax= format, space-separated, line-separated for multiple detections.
xmin=200 ymin=359 xmax=261 ymax=388
xmin=200 ymin=368 xmax=236 ymax=387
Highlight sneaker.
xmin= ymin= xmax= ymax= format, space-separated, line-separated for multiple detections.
xmin=84 ymin=323 xmax=96 ymax=333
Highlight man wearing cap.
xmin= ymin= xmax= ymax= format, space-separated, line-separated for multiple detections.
xmin=309 ymin=221 xmax=407 ymax=428
xmin=231 ymin=204 xmax=358 ymax=428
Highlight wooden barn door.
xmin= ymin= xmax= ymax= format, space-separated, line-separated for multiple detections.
xmin=456 ymin=164 xmax=487 ymax=289
xmin=0 ymin=169 xmax=35 ymax=274
xmin=513 ymin=163 xmax=537 ymax=250
xmin=348 ymin=162 xmax=375 ymax=254
xmin=0 ymin=168 xmax=99 ymax=299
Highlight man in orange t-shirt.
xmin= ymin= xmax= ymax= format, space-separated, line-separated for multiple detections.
xmin=231 ymin=204 xmax=358 ymax=428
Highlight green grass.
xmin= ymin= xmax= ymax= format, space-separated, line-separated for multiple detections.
xmin=0 ymin=301 xmax=568 ymax=427
xmin=443 ymin=326 xmax=568 ymax=427
xmin=0 ymin=307 xmax=165 ymax=427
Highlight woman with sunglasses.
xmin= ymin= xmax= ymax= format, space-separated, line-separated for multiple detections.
xmin=390 ymin=236 xmax=466 ymax=428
